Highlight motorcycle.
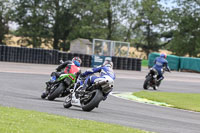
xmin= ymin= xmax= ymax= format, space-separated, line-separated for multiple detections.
xmin=63 ymin=75 xmax=114 ymax=112
xmin=41 ymin=60 xmax=77 ymax=100
xmin=143 ymin=67 xmax=169 ymax=90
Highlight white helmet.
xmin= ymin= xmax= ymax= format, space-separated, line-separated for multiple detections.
xmin=103 ymin=60 xmax=113 ymax=68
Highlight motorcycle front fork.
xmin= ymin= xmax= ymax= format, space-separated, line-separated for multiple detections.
xmin=44 ymin=81 xmax=53 ymax=95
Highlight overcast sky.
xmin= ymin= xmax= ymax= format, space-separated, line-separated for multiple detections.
xmin=160 ymin=0 xmax=178 ymax=9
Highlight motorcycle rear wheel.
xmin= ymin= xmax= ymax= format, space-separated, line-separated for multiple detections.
xmin=143 ymin=76 xmax=151 ymax=90
xmin=81 ymin=89 xmax=103 ymax=112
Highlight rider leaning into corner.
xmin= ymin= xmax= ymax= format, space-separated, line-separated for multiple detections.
xmin=42 ymin=57 xmax=82 ymax=97
xmin=152 ymin=53 xmax=171 ymax=89
xmin=80 ymin=59 xmax=116 ymax=100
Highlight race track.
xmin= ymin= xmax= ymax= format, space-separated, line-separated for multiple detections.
xmin=0 ymin=62 xmax=200 ymax=133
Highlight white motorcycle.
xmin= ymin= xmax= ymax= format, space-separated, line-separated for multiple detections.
xmin=63 ymin=75 xmax=114 ymax=112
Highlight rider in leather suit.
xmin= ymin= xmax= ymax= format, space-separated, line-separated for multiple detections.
xmin=42 ymin=57 xmax=82 ymax=97
xmin=153 ymin=53 xmax=170 ymax=87
xmin=80 ymin=60 xmax=116 ymax=99
xmin=50 ymin=57 xmax=82 ymax=83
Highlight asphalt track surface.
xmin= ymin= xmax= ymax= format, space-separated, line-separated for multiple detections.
xmin=0 ymin=62 xmax=200 ymax=133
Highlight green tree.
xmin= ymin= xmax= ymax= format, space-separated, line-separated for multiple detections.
xmin=12 ymin=0 xmax=77 ymax=50
xmin=69 ymin=0 xmax=130 ymax=41
xmin=168 ymin=0 xmax=200 ymax=57
xmin=0 ymin=0 xmax=11 ymax=45
xmin=67 ymin=0 xmax=108 ymax=40
xmin=127 ymin=0 xmax=172 ymax=57
xmin=12 ymin=0 xmax=50 ymax=48
xmin=43 ymin=0 xmax=77 ymax=50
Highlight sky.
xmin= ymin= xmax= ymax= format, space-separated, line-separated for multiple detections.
xmin=159 ymin=0 xmax=178 ymax=9
xmin=9 ymin=22 xmax=19 ymax=31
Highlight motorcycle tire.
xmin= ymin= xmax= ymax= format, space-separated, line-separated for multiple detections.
xmin=63 ymin=94 xmax=72 ymax=108
xmin=81 ymin=89 xmax=103 ymax=112
xmin=48 ymin=83 xmax=65 ymax=101
xmin=143 ymin=76 xmax=151 ymax=90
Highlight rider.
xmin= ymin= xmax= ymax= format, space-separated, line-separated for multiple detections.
xmin=153 ymin=53 xmax=170 ymax=88
xmin=80 ymin=59 xmax=116 ymax=100
xmin=49 ymin=57 xmax=82 ymax=83
xmin=43 ymin=57 xmax=82 ymax=96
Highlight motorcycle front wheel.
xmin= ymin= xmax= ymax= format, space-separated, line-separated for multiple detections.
xmin=63 ymin=94 xmax=72 ymax=108
xmin=48 ymin=83 xmax=64 ymax=101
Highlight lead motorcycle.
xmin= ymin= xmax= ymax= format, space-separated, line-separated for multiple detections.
xmin=41 ymin=61 xmax=77 ymax=101
xmin=63 ymin=75 xmax=114 ymax=112
xmin=143 ymin=67 xmax=169 ymax=90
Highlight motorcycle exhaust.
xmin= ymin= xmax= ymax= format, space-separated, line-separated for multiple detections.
xmin=96 ymin=80 xmax=108 ymax=86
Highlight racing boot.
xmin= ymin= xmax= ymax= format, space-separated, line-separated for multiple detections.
xmin=79 ymin=83 xmax=88 ymax=95
xmin=156 ymin=80 xmax=162 ymax=87
xmin=154 ymin=77 xmax=164 ymax=90
xmin=157 ymin=76 xmax=164 ymax=86
xmin=79 ymin=77 xmax=90 ymax=94
xmin=153 ymin=86 xmax=158 ymax=90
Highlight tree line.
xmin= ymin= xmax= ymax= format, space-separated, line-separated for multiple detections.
xmin=1 ymin=0 xmax=200 ymax=57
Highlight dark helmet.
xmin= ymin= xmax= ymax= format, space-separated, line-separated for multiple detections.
xmin=160 ymin=53 xmax=167 ymax=59
xmin=103 ymin=60 xmax=113 ymax=68
xmin=72 ymin=57 xmax=82 ymax=67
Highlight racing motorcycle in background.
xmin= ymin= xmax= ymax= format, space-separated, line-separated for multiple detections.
xmin=41 ymin=60 xmax=77 ymax=100
xmin=143 ymin=67 xmax=170 ymax=90
xmin=63 ymin=74 xmax=114 ymax=112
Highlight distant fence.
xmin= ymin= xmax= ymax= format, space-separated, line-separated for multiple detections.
xmin=0 ymin=45 xmax=59 ymax=64
xmin=112 ymin=56 xmax=141 ymax=71
xmin=180 ymin=57 xmax=200 ymax=72
xmin=0 ymin=45 xmax=141 ymax=71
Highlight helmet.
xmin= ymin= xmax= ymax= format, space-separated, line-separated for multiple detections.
xmin=103 ymin=60 xmax=113 ymax=68
xmin=160 ymin=53 xmax=167 ymax=59
xmin=72 ymin=57 xmax=82 ymax=67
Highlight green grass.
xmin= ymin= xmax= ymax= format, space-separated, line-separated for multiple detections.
xmin=142 ymin=60 xmax=148 ymax=67
xmin=133 ymin=91 xmax=200 ymax=112
xmin=0 ymin=106 xmax=149 ymax=133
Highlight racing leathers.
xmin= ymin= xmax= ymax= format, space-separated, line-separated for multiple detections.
xmin=153 ymin=56 xmax=170 ymax=82
xmin=80 ymin=65 xmax=116 ymax=98
xmin=49 ymin=60 xmax=81 ymax=84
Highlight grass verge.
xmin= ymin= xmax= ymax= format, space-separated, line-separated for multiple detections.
xmin=133 ymin=91 xmax=200 ymax=112
xmin=0 ymin=106 xmax=149 ymax=133
xmin=142 ymin=60 xmax=148 ymax=67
